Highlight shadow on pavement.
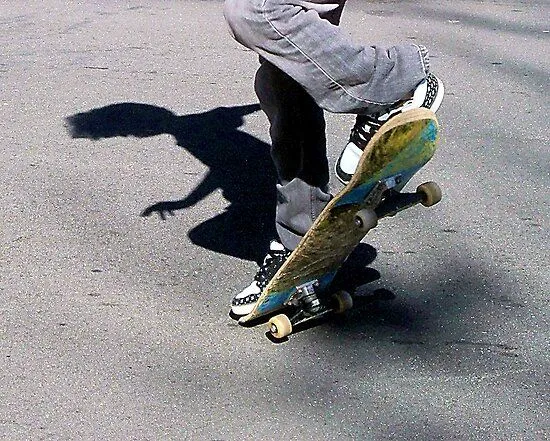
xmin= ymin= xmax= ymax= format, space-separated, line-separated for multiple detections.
xmin=65 ymin=102 xmax=278 ymax=263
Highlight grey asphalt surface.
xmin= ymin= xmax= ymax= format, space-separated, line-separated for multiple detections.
xmin=1 ymin=0 xmax=548 ymax=440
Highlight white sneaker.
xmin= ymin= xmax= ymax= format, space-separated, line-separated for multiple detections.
xmin=231 ymin=241 xmax=292 ymax=316
xmin=335 ymin=73 xmax=445 ymax=184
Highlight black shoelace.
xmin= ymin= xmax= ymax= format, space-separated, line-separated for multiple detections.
xmin=349 ymin=115 xmax=382 ymax=150
xmin=254 ymin=248 xmax=292 ymax=291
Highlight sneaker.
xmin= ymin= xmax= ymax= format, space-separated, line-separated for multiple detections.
xmin=231 ymin=240 xmax=292 ymax=316
xmin=335 ymin=73 xmax=445 ymax=184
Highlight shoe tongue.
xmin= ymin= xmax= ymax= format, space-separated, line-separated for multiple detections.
xmin=269 ymin=241 xmax=286 ymax=252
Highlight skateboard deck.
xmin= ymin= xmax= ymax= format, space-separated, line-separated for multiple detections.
xmin=239 ymin=108 xmax=441 ymax=335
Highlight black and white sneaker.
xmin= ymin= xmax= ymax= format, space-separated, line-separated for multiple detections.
xmin=231 ymin=240 xmax=292 ymax=316
xmin=335 ymin=73 xmax=445 ymax=184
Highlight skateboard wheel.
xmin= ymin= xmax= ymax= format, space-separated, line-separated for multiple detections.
xmin=416 ymin=182 xmax=442 ymax=207
xmin=355 ymin=208 xmax=378 ymax=233
xmin=268 ymin=314 xmax=292 ymax=339
xmin=332 ymin=290 xmax=353 ymax=314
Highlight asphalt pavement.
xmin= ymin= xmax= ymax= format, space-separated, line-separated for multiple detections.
xmin=1 ymin=0 xmax=548 ymax=440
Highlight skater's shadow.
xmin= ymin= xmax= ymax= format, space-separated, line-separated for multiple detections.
xmin=65 ymin=102 xmax=277 ymax=263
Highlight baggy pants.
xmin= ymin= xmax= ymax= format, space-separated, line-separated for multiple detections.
xmin=224 ymin=0 xmax=430 ymax=249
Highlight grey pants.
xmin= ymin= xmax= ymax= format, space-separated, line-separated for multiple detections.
xmin=224 ymin=0 xmax=430 ymax=249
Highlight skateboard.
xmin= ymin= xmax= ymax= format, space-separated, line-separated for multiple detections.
xmin=239 ymin=108 xmax=442 ymax=339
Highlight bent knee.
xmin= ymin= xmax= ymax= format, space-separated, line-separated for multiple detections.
xmin=224 ymin=0 xmax=254 ymax=44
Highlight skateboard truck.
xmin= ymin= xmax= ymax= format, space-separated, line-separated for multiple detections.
xmin=361 ymin=174 xmax=442 ymax=220
xmin=354 ymin=177 xmax=403 ymax=232
xmin=364 ymin=174 xmax=403 ymax=205
xmin=267 ymin=281 xmax=332 ymax=337
xmin=267 ymin=281 xmax=353 ymax=339
xmin=375 ymin=181 xmax=442 ymax=218
xmin=288 ymin=281 xmax=324 ymax=315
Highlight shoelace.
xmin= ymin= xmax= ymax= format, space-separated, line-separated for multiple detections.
xmin=254 ymin=248 xmax=292 ymax=290
xmin=348 ymin=93 xmax=419 ymax=150
xmin=349 ymin=115 xmax=382 ymax=150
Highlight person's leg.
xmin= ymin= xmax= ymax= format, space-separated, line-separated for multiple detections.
xmin=227 ymin=0 xmax=443 ymax=315
xmin=254 ymin=59 xmax=329 ymax=189
xmin=254 ymin=60 xmax=332 ymax=251
xmin=232 ymin=60 xmax=332 ymax=315
xmin=224 ymin=0 xmax=428 ymax=114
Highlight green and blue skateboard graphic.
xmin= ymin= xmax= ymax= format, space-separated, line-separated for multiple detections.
xmin=239 ymin=108 xmax=442 ymax=339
